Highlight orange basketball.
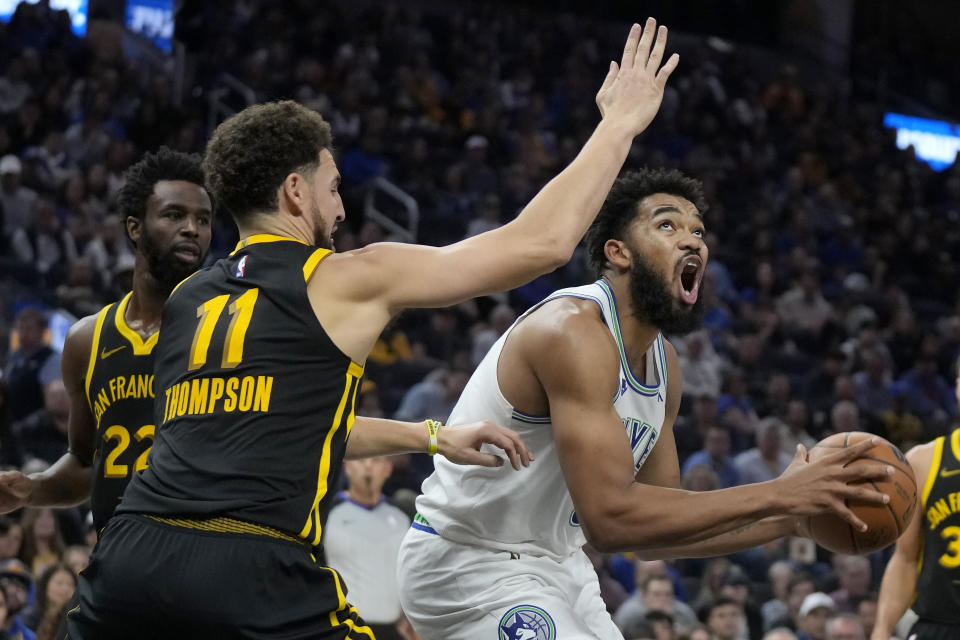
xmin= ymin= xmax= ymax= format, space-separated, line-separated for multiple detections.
xmin=806 ymin=431 xmax=918 ymax=555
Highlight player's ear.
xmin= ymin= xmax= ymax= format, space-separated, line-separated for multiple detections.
xmin=126 ymin=215 xmax=142 ymax=247
xmin=280 ymin=172 xmax=307 ymax=217
xmin=603 ymin=238 xmax=631 ymax=271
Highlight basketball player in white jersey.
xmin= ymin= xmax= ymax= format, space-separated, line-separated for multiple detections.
xmin=397 ymin=172 xmax=895 ymax=638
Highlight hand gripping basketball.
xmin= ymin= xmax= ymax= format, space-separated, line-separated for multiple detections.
xmin=776 ymin=436 xmax=896 ymax=541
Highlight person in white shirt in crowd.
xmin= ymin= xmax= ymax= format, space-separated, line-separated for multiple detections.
xmin=735 ymin=417 xmax=794 ymax=485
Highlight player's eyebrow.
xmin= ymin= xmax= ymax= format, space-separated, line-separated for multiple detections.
xmin=651 ymin=205 xmax=703 ymax=220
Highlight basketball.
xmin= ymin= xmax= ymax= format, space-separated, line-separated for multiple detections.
xmin=806 ymin=432 xmax=918 ymax=555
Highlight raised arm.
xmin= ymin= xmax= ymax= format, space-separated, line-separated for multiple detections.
xmin=322 ymin=19 xmax=679 ymax=317
xmin=0 ymin=315 xmax=97 ymax=511
xmin=525 ymin=305 xmax=893 ymax=553
xmin=872 ymin=443 xmax=931 ymax=640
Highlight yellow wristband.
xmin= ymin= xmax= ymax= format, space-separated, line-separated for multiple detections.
xmin=425 ymin=419 xmax=441 ymax=455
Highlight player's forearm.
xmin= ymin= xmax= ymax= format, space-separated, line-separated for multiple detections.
xmin=633 ymin=516 xmax=796 ymax=560
xmin=27 ymin=452 xmax=93 ymax=507
xmin=872 ymin=554 xmax=918 ymax=639
xmin=498 ymin=119 xmax=635 ymax=264
xmin=584 ymin=480 xmax=782 ymax=552
xmin=345 ymin=417 xmax=429 ymax=459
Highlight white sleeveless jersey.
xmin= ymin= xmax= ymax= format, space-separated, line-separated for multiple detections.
xmin=416 ymin=280 xmax=668 ymax=560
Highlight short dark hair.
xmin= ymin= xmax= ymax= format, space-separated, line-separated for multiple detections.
xmin=698 ymin=596 xmax=741 ymax=623
xmin=204 ymin=100 xmax=333 ymax=223
xmin=116 ymin=147 xmax=204 ymax=240
xmin=585 ymin=167 xmax=707 ymax=277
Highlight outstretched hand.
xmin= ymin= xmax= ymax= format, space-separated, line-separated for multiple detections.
xmin=436 ymin=421 xmax=534 ymax=470
xmin=596 ymin=17 xmax=680 ymax=135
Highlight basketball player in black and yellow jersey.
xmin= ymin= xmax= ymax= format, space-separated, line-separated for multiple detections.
xmin=66 ymin=20 xmax=679 ymax=640
xmin=873 ymin=361 xmax=960 ymax=640
xmin=0 ymin=148 xmax=212 ymax=531
xmin=0 ymin=149 xmax=521 ymax=534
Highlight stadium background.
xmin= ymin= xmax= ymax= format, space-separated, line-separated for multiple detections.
xmin=1 ymin=0 xmax=960 ymax=638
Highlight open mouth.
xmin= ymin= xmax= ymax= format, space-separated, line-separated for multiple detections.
xmin=678 ymin=255 xmax=703 ymax=305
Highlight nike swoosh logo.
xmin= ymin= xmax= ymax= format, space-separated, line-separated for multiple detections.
xmin=941 ymin=468 xmax=960 ymax=478
xmin=100 ymin=345 xmax=126 ymax=359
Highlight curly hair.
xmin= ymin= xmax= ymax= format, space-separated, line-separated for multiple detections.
xmin=584 ymin=167 xmax=707 ymax=277
xmin=203 ymin=100 xmax=333 ymax=223
xmin=115 ymin=147 xmax=205 ymax=241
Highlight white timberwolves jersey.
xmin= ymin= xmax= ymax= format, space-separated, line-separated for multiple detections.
xmin=416 ymin=280 xmax=667 ymax=559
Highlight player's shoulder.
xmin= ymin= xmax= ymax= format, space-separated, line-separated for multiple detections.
xmin=906 ymin=436 xmax=943 ymax=478
xmin=514 ymin=296 xmax=618 ymax=372
xmin=64 ymin=306 xmax=111 ymax=353
xmin=522 ymin=295 xmax=608 ymax=338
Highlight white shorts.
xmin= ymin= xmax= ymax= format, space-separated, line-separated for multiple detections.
xmin=396 ymin=526 xmax=624 ymax=640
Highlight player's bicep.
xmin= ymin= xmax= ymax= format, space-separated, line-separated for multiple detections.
xmin=60 ymin=319 xmax=97 ymax=466
xmin=335 ymin=230 xmax=561 ymax=313
xmin=532 ymin=318 xmax=636 ymax=534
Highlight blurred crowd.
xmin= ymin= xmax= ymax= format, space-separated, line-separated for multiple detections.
xmin=1 ymin=1 xmax=959 ymax=639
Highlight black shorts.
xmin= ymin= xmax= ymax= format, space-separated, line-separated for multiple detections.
xmin=66 ymin=514 xmax=375 ymax=640
xmin=909 ymin=619 xmax=960 ymax=640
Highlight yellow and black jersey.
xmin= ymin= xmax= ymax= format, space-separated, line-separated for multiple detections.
xmin=84 ymin=293 xmax=159 ymax=534
xmin=119 ymin=235 xmax=363 ymax=547
xmin=915 ymin=428 xmax=960 ymax=624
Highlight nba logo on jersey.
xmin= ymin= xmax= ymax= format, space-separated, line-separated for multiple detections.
xmin=235 ymin=255 xmax=248 ymax=278
xmin=498 ymin=605 xmax=556 ymax=640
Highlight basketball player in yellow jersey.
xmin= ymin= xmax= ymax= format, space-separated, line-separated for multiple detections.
xmin=873 ymin=363 xmax=960 ymax=640
xmin=67 ymin=19 xmax=687 ymax=640
xmin=0 ymin=148 xmax=213 ymax=530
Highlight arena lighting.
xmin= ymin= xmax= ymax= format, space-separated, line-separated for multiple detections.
xmin=883 ymin=111 xmax=960 ymax=171
xmin=0 ymin=0 xmax=87 ymax=35
xmin=125 ymin=0 xmax=174 ymax=53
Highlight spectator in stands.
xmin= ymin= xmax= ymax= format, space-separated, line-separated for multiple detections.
xmin=0 ymin=558 xmax=35 ymax=640
xmin=769 ymin=573 xmax=817 ymax=631
xmin=682 ymin=425 xmax=741 ymax=488
xmin=895 ymin=355 xmax=957 ymax=426
xmin=3 ymin=309 xmax=58 ymax=422
xmin=719 ymin=570 xmax=763 ymax=640
xmin=734 ymin=417 xmax=792 ymax=484
xmin=470 ymin=303 xmax=516 ymax=368
xmin=644 ymin=610 xmax=677 ymax=640
xmin=852 ymin=348 xmax=893 ymax=419
xmin=776 ymin=266 xmax=833 ymax=344
xmin=824 ymin=400 xmax=859 ymax=439
xmin=828 ymin=556 xmax=871 ymax=614
xmin=675 ymin=330 xmax=723 ymax=400
xmin=22 ymin=563 xmax=75 ymax=640
xmin=699 ymin=596 xmax=746 ymax=640
xmin=880 ymin=382 xmax=926 ymax=448
xmin=0 ymin=155 xmax=36 ymax=238
xmin=796 ymin=593 xmax=835 ymax=640
xmin=675 ymin=394 xmax=721 ymax=461
xmin=0 ymin=520 xmax=21 ymax=562
xmin=764 ymin=629 xmax=798 ymax=640
xmin=13 ymin=379 xmax=68 ymax=466
xmin=60 ymin=546 xmax=88 ymax=577
xmin=761 ymin=561 xmax=797 ymax=632
xmin=615 ymin=574 xmax=698 ymax=634
xmin=18 ymin=508 xmax=62 ymax=577
xmin=393 ymin=368 xmax=469 ymax=424
xmin=824 ymin=613 xmax=865 ymax=640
